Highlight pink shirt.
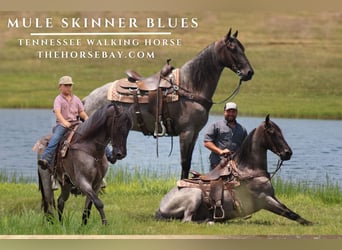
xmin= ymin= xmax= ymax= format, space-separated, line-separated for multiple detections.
xmin=53 ymin=94 xmax=85 ymax=125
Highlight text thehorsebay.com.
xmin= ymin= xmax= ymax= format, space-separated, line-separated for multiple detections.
xmin=8 ymin=16 xmax=199 ymax=59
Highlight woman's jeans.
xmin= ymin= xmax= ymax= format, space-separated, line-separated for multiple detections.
xmin=41 ymin=125 xmax=67 ymax=165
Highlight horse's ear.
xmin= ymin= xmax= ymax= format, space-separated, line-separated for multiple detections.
xmin=265 ymin=114 xmax=270 ymax=127
xmin=225 ymin=28 xmax=232 ymax=41
xmin=233 ymin=30 xmax=238 ymax=38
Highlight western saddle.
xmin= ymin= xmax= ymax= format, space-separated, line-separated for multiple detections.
xmin=107 ymin=59 xmax=179 ymax=137
xmin=177 ymin=157 xmax=241 ymax=220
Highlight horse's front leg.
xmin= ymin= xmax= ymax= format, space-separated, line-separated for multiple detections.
xmin=79 ymin=181 xmax=108 ymax=225
xmin=179 ymin=130 xmax=199 ymax=179
xmin=82 ymin=173 xmax=105 ymax=225
xmin=82 ymin=197 xmax=93 ymax=225
xmin=264 ymin=195 xmax=313 ymax=225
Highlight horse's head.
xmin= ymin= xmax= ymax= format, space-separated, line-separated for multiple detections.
xmin=107 ymin=104 xmax=132 ymax=163
xmin=215 ymin=28 xmax=254 ymax=81
xmin=262 ymin=114 xmax=292 ymax=161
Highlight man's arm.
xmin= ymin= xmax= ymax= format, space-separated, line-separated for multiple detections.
xmin=55 ymin=109 xmax=71 ymax=128
xmin=204 ymin=141 xmax=232 ymax=156
xmin=79 ymin=111 xmax=88 ymax=121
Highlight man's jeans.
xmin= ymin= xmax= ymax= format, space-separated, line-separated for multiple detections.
xmin=41 ymin=124 xmax=67 ymax=165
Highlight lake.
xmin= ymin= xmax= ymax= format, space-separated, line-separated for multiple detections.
xmin=0 ymin=109 xmax=341 ymax=187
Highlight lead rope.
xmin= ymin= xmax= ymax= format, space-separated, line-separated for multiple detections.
xmin=270 ymin=159 xmax=284 ymax=179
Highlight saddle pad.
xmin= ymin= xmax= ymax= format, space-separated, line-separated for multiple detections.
xmin=176 ymin=178 xmax=240 ymax=190
xmin=32 ymin=134 xmax=52 ymax=152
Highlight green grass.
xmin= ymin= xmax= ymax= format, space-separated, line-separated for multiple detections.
xmin=0 ymin=169 xmax=35 ymax=184
xmin=0 ymin=167 xmax=341 ymax=235
xmin=0 ymin=11 xmax=341 ymax=119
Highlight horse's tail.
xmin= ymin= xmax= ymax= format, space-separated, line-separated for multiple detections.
xmin=38 ymin=167 xmax=56 ymax=213
xmin=36 ymin=136 xmax=56 ymax=220
xmin=155 ymin=209 xmax=165 ymax=220
xmin=38 ymin=169 xmax=44 ymax=206
xmin=155 ymin=209 xmax=172 ymax=221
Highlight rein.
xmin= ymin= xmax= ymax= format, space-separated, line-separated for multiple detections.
xmin=175 ymin=84 xmax=213 ymax=110
xmin=237 ymin=159 xmax=284 ymax=182
xmin=213 ymin=78 xmax=243 ymax=105
xmin=173 ymin=75 xmax=243 ymax=109
xmin=270 ymin=159 xmax=284 ymax=179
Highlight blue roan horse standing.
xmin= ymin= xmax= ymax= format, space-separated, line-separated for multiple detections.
xmin=156 ymin=115 xmax=312 ymax=225
xmin=37 ymin=103 xmax=132 ymax=225
xmin=83 ymin=28 xmax=254 ymax=179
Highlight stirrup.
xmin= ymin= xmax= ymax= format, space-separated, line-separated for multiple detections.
xmin=154 ymin=120 xmax=166 ymax=137
xmin=213 ymin=205 xmax=225 ymax=220
xmin=51 ymin=175 xmax=59 ymax=191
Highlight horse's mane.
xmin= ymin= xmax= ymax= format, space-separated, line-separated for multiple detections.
xmin=234 ymin=127 xmax=256 ymax=164
xmin=181 ymin=43 xmax=223 ymax=92
xmin=75 ymin=104 xmax=112 ymax=141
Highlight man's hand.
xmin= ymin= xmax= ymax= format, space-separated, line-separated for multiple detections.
xmin=63 ymin=121 xmax=72 ymax=128
xmin=220 ymin=148 xmax=232 ymax=157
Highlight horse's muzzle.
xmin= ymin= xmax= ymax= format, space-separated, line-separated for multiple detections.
xmin=280 ymin=149 xmax=292 ymax=161
xmin=239 ymin=69 xmax=254 ymax=81
xmin=114 ymin=152 xmax=126 ymax=161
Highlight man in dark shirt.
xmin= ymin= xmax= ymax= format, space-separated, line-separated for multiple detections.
xmin=204 ymin=102 xmax=247 ymax=169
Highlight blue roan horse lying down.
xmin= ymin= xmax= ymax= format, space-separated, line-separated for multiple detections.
xmin=156 ymin=115 xmax=312 ymax=225
xmin=36 ymin=103 xmax=132 ymax=225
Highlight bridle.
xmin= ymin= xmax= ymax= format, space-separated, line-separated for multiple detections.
xmin=69 ymin=104 xmax=122 ymax=149
xmin=108 ymin=103 xmax=125 ymax=150
xmin=263 ymin=124 xmax=286 ymax=179
xmin=213 ymin=38 xmax=246 ymax=105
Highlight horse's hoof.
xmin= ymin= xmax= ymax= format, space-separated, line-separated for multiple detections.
xmin=243 ymin=215 xmax=252 ymax=220
xmin=207 ymin=221 xmax=215 ymax=225
xmin=300 ymin=219 xmax=313 ymax=226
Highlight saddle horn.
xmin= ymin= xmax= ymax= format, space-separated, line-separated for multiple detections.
xmin=160 ymin=58 xmax=174 ymax=77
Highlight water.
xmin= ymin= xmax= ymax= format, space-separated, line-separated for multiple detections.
xmin=0 ymin=109 xmax=341 ymax=187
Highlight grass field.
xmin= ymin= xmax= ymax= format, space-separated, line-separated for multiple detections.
xmin=0 ymin=11 xmax=341 ymax=118
xmin=0 ymin=167 xmax=341 ymax=235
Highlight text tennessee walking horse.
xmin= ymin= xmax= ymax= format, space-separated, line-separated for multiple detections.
xmin=36 ymin=103 xmax=132 ymax=225
xmin=156 ymin=115 xmax=312 ymax=225
xmin=82 ymin=28 xmax=254 ymax=179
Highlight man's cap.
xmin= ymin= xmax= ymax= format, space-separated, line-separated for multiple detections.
xmin=58 ymin=76 xmax=74 ymax=85
xmin=224 ymin=102 xmax=237 ymax=110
